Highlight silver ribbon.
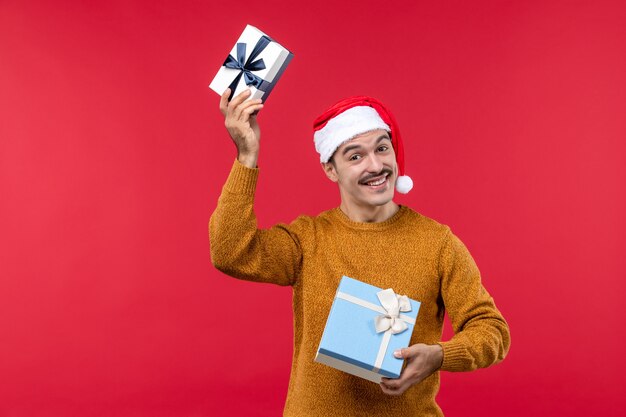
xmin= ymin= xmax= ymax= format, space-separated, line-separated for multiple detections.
xmin=374 ymin=289 xmax=412 ymax=335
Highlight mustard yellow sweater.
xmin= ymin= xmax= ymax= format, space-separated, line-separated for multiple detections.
xmin=209 ymin=160 xmax=510 ymax=416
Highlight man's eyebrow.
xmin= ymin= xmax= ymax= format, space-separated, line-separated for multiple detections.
xmin=341 ymin=143 xmax=362 ymax=156
xmin=376 ymin=134 xmax=391 ymax=143
xmin=341 ymin=134 xmax=391 ymax=156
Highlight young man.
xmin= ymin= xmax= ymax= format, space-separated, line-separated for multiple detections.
xmin=209 ymin=88 xmax=510 ymax=416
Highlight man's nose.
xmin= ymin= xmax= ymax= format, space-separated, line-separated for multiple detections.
xmin=367 ymin=153 xmax=384 ymax=173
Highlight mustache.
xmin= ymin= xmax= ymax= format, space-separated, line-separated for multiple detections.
xmin=359 ymin=168 xmax=393 ymax=184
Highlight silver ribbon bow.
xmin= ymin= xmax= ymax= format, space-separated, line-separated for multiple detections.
xmin=374 ymin=289 xmax=412 ymax=334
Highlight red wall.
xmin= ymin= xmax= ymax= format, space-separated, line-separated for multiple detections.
xmin=1 ymin=0 xmax=625 ymax=415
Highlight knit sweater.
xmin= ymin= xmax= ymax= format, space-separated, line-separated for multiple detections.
xmin=209 ymin=160 xmax=511 ymax=416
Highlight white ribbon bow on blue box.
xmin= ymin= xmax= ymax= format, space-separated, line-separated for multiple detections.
xmin=315 ymin=276 xmax=421 ymax=383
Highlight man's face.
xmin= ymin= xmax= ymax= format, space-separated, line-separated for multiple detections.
xmin=322 ymin=129 xmax=397 ymax=208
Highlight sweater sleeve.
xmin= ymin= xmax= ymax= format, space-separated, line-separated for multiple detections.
xmin=208 ymin=159 xmax=304 ymax=286
xmin=435 ymin=229 xmax=511 ymax=372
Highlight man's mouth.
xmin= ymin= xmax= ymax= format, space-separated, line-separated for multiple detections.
xmin=361 ymin=173 xmax=390 ymax=188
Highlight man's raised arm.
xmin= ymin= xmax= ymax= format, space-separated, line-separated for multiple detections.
xmin=209 ymin=88 xmax=304 ymax=287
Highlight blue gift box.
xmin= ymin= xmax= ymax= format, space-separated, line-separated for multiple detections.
xmin=315 ymin=276 xmax=421 ymax=383
xmin=209 ymin=24 xmax=293 ymax=104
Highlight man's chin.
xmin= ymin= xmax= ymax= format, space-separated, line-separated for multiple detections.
xmin=359 ymin=190 xmax=395 ymax=207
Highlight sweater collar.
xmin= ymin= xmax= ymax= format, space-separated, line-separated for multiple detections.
xmin=330 ymin=205 xmax=408 ymax=230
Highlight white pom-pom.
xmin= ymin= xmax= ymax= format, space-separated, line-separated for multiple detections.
xmin=395 ymin=175 xmax=413 ymax=194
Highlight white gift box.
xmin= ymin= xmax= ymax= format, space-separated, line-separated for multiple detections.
xmin=209 ymin=25 xmax=293 ymax=103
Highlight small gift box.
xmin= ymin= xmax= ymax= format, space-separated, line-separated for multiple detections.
xmin=209 ymin=24 xmax=293 ymax=103
xmin=315 ymin=276 xmax=421 ymax=383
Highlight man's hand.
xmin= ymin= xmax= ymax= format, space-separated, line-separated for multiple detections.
xmin=379 ymin=343 xmax=444 ymax=396
xmin=219 ymin=88 xmax=264 ymax=168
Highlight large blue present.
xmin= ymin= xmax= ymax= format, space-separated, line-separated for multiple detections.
xmin=315 ymin=276 xmax=421 ymax=383
xmin=209 ymin=24 xmax=293 ymax=104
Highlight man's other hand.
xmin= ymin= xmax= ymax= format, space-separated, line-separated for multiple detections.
xmin=219 ymin=88 xmax=264 ymax=168
xmin=379 ymin=343 xmax=444 ymax=396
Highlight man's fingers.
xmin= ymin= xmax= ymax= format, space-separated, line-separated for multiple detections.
xmin=230 ymin=93 xmax=259 ymax=119
xmin=238 ymin=103 xmax=264 ymax=123
xmin=380 ymin=378 xmax=398 ymax=389
xmin=379 ymin=381 xmax=405 ymax=396
xmin=380 ymin=374 xmax=417 ymax=396
xmin=379 ymin=344 xmax=438 ymax=396
xmin=227 ymin=88 xmax=252 ymax=115
xmin=381 ymin=364 xmax=420 ymax=388
xmin=380 ymin=375 xmax=405 ymax=390
xmin=233 ymin=99 xmax=263 ymax=121
xmin=238 ymin=100 xmax=264 ymax=118
xmin=394 ymin=343 xmax=426 ymax=359
xmin=393 ymin=347 xmax=408 ymax=359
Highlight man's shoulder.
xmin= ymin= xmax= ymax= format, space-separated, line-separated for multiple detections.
xmin=285 ymin=208 xmax=336 ymax=228
xmin=400 ymin=206 xmax=451 ymax=236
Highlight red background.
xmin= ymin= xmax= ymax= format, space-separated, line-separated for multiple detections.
xmin=1 ymin=0 xmax=625 ymax=416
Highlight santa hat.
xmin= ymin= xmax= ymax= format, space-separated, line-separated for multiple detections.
xmin=312 ymin=96 xmax=413 ymax=194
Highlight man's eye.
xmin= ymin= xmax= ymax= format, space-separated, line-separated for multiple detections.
xmin=378 ymin=145 xmax=389 ymax=152
xmin=349 ymin=154 xmax=361 ymax=161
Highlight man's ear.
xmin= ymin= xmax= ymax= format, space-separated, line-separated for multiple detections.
xmin=321 ymin=162 xmax=338 ymax=183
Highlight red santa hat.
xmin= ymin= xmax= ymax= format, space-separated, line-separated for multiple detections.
xmin=312 ymin=96 xmax=413 ymax=194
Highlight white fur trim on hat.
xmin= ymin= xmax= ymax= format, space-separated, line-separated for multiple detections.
xmin=313 ymin=106 xmax=391 ymax=163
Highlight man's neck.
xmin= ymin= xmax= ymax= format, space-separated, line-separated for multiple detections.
xmin=339 ymin=201 xmax=400 ymax=223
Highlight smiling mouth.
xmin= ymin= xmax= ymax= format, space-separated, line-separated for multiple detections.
xmin=361 ymin=173 xmax=389 ymax=188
